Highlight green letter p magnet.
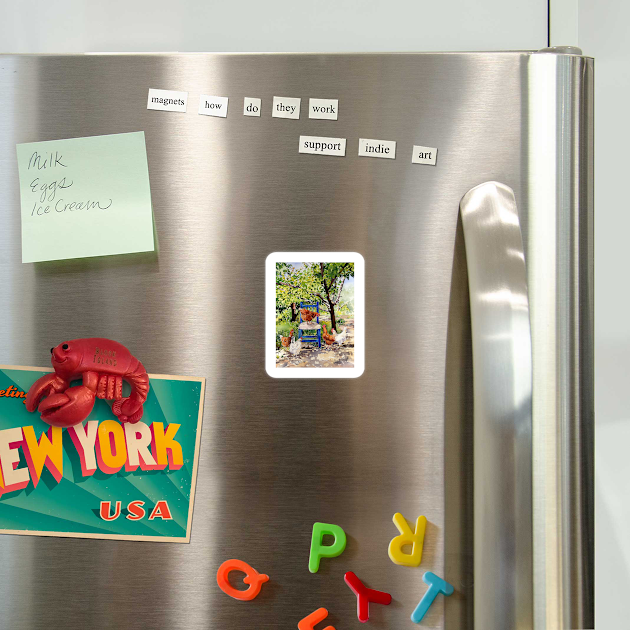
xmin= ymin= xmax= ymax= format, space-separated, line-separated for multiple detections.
xmin=308 ymin=522 xmax=347 ymax=573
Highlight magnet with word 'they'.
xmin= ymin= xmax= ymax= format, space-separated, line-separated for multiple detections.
xmin=216 ymin=559 xmax=269 ymax=601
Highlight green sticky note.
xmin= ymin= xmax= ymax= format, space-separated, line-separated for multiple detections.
xmin=16 ymin=131 xmax=155 ymax=263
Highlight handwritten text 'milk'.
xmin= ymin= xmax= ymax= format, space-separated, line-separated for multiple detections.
xmin=27 ymin=151 xmax=113 ymax=217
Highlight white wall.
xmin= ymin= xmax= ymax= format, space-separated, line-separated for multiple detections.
xmin=576 ymin=2 xmax=629 ymax=627
xmin=0 ymin=0 xmax=547 ymax=53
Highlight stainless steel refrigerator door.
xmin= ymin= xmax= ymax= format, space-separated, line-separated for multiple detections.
xmin=460 ymin=181 xmax=533 ymax=630
xmin=0 ymin=52 xmax=593 ymax=629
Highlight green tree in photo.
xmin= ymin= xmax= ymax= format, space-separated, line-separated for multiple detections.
xmin=275 ymin=262 xmax=308 ymax=323
xmin=276 ymin=262 xmax=354 ymax=332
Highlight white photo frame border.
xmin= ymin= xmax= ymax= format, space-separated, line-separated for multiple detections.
xmin=266 ymin=252 xmax=365 ymax=379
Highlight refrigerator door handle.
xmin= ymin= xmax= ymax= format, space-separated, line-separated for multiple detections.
xmin=460 ymin=181 xmax=533 ymax=629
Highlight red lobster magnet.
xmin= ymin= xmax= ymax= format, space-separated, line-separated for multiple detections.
xmin=26 ymin=338 xmax=149 ymax=428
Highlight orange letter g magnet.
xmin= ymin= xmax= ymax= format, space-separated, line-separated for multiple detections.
xmin=216 ymin=559 xmax=269 ymax=601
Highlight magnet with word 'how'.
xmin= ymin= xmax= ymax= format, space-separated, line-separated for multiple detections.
xmin=344 ymin=571 xmax=392 ymax=622
xmin=216 ymin=559 xmax=269 ymax=601
xmin=308 ymin=522 xmax=347 ymax=573
xmin=298 ymin=607 xmax=335 ymax=630
xmin=388 ymin=512 xmax=427 ymax=567
xmin=410 ymin=572 xmax=454 ymax=624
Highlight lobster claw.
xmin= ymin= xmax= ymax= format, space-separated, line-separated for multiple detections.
xmin=37 ymin=386 xmax=96 ymax=428
xmin=112 ymin=398 xmax=144 ymax=424
xmin=25 ymin=373 xmax=67 ymax=413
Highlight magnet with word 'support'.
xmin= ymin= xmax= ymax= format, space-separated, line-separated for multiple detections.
xmin=388 ymin=512 xmax=427 ymax=566
xmin=344 ymin=571 xmax=392 ymax=622
xmin=216 ymin=559 xmax=269 ymax=601
xmin=298 ymin=607 xmax=335 ymax=630
xmin=308 ymin=522 xmax=347 ymax=573
xmin=410 ymin=571 xmax=454 ymax=623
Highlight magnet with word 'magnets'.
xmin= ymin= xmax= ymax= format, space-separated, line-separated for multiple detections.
xmin=298 ymin=607 xmax=335 ymax=630
xmin=308 ymin=522 xmax=347 ymax=573
xmin=388 ymin=512 xmax=427 ymax=567
xmin=216 ymin=559 xmax=269 ymax=601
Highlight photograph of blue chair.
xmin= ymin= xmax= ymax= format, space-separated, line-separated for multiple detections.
xmin=298 ymin=302 xmax=321 ymax=348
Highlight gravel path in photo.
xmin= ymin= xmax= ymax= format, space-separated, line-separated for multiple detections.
xmin=276 ymin=319 xmax=354 ymax=368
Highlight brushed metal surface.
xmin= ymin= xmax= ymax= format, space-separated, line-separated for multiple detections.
xmin=460 ymin=182 xmax=533 ymax=630
xmin=527 ymin=52 xmax=595 ymax=630
xmin=0 ymin=52 xmax=593 ymax=629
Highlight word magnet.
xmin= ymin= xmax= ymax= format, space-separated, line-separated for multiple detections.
xmin=308 ymin=98 xmax=338 ymax=120
xmin=308 ymin=522 xmax=346 ymax=573
xmin=358 ymin=138 xmax=396 ymax=159
xmin=411 ymin=144 xmax=438 ymax=165
xmin=147 ymin=88 xmax=188 ymax=112
xmin=272 ymin=96 xmax=301 ymax=119
xmin=198 ymin=95 xmax=228 ymax=118
xmin=388 ymin=512 xmax=427 ymax=566
xmin=411 ymin=572 xmax=454 ymax=624
xmin=243 ymin=97 xmax=261 ymax=117
xmin=344 ymin=571 xmax=392 ymax=622
xmin=216 ymin=559 xmax=269 ymax=601
xmin=299 ymin=136 xmax=346 ymax=157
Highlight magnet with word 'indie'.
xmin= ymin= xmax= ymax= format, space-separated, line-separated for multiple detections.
xmin=388 ymin=512 xmax=427 ymax=567
xmin=298 ymin=607 xmax=335 ymax=630
xmin=25 ymin=338 xmax=149 ymax=428
xmin=308 ymin=522 xmax=347 ymax=573
xmin=344 ymin=571 xmax=392 ymax=622
xmin=411 ymin=571 xmax=454 ymax=623
xmin=216 ymin=559 xmax=269 ymax=601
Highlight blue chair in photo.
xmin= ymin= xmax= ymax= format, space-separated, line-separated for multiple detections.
xmin=299 ymin=302 xmax=321 ymax=349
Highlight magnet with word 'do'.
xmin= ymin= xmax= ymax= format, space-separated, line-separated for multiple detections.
xmin=388 ymin=512 xmax=427 ymax=567
xmin=216 ymin=559 xmax=269 ymax=601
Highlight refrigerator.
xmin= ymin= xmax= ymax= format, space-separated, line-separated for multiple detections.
xmin=0 ymin=50 xmax=593 ymax=629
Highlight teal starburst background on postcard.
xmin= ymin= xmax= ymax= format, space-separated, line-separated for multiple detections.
xmin=0 ymin=367 xmax=203 ymax=541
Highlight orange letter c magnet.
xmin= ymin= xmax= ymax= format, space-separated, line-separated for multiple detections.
xmin=216 ymin=559 xmax=269 ymax=601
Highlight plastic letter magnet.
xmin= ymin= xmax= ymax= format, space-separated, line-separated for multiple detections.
xmin=216 ymin=559 xmax=269 ymax=601
xmin=410 ymin=571 xmax=454 ymax=623
xmin=388 ymin=512 xmax=427 ymax=567
xmin=308 ymin=522 xmax=347 ymax=573
xmin=344 ymin=571 xmax=392 ymax=622
xmin=298 ymin=607 xmax=335 ymax=630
